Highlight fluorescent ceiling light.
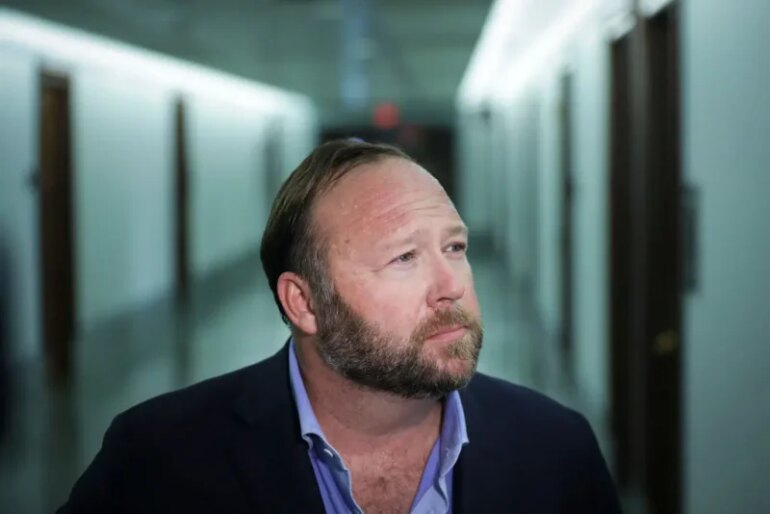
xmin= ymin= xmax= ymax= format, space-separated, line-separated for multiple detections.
xmin=492 ymin=0 xmax=600 ymax=102
xmin=458 ymin=0 xmax=527 ymax=107
xmin=458 ymin=0 xmax=607 ymax=107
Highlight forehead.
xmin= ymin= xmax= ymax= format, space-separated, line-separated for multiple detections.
xmin=312 ymin=157 xmax=461 ymax=245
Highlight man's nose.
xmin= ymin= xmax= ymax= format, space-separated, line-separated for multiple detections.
xmin=427 ymin=256 xmax=466 ymax=308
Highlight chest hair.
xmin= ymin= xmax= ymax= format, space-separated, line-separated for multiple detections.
xmin=346 ymin=445 xmax=433 ymax=514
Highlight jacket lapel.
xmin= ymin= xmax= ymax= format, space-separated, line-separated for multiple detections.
xmin=229 ymin=343 xmax=325 ymax=514
xmin=452 ymin=378 xmax=515 ymax=513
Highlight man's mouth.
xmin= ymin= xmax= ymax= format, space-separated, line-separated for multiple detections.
xmin=426 ymin=325 xmax=467 ymax=343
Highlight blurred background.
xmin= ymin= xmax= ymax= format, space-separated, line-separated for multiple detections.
xmin=0 ymin=0 xmax=768 ymax=512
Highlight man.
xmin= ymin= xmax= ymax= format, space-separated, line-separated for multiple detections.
xmin=59 ymin=140 xmax=621 ymax=513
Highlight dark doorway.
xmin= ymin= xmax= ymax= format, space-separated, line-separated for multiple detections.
xmin=608 ymin=32 xmax=633 ymax=488
xmin=608 ymin=5 xmax=682 ymax=513
xmin=558 ymin=72 xmax=575 ymax=379
xmin=39 ymin=72 xmax=75 ymax=383
xmin=643 ymin=6 xmax=682 ymax=512
xmin=174 ymin=98 xmax=190 ymax=304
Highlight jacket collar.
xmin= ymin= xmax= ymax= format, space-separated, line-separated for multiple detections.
xmin=229 ymin=342 xmax=326 ymax=513
xmin=453 ymin=377 xmax=518 ymax=513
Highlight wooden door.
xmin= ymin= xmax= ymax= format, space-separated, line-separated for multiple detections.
xmin=609 ymin=32 xmax=633 ymax=488
xmin=643 ymin=6 xmax=683 ymax=511
xmin=608 ymin=4 xmax=683 ymax=512
xmin=39 ymin=72 xmax=75 ymax=382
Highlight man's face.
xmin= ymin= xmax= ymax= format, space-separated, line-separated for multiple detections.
xmin=309 ymin=157 xmax=483 ymax=398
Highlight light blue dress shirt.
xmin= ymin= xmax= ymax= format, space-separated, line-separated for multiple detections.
xmin=288 ymin=341 xmax=469 ymax=514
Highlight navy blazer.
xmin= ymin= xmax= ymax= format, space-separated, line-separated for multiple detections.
xmin=58 ymin=343 xmax=622 ymax=513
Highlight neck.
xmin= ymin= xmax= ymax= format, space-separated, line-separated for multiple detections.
xmin=293 ymin=335 xmax=442 ymax=452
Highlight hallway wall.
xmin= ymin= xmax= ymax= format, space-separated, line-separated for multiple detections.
xmin=0 ymin=45 xmax=39 ymax=362
xmin=682 ymin=1 xmax=770 ymax=511
xmin=74 ymin=73 xmax=175 ymax=327
xmin=535 ymin=74 xmax=562 ymax=339
xmin=188 ymin=97 xmax=268 ymax=277
xmin=0 ymin=9 xmax=316 ymax=362
xmin=570 ymin=25 xmax=610 ymax=415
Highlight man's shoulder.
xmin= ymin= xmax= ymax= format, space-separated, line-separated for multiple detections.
xmin=123 ymin=363 xmax=250 ymax=420
xmin=459 ymin=375 xmax=621 ymax=512
xmin=463 ymin=372 xmax=591 ymax=439
xmin=465 ymin=371 xmax=571 ymax=412
xmin=115 ymin=347 xmax=286 ymax=438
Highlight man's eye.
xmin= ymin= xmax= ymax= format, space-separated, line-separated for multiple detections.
xmin=447 ymin=242 xmax=468 ymax=253
xmin=392 ymin=251 xmax=416 ymax=264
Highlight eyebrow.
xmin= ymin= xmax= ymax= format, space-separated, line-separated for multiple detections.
xmin=443 ymin=224 xmax=469 ymax=238
xmin=381 ymin=224 xmax=469 ymax=251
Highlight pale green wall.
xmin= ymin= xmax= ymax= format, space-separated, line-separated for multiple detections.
xmin=0 ymin=44 xmax=39 ymax=361
xmin=74 ymin=73 xmax=175 ymax=328
xmin=683 ymin=1 xmax=770 ymax=512
xmin=570 ymin=27 xmax=610 ymax=415
xmin=457 ymin=108 xmax=495 ymax=235
xmin=536 ymin=73 xmax=562 ymax=340
xmin=188 ymin=97 xmax=268 ymax=277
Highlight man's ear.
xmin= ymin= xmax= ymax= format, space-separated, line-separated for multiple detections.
xmin=276 ymin=272 xmax=318 ymax=335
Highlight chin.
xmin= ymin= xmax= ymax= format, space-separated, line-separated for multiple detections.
xmin=434 ymin=355 xmax=476 ymax=380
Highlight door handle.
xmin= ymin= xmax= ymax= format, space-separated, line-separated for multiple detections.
xmin=653 ymin=330 xmax=678 ymax=356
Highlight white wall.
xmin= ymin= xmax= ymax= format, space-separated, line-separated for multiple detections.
xmin=279 ymin=106 xmax=318 ymax=179
xmin=456 ymin=109 xmax=493 ymax=235
xmin=682 ymin=1 xmax=770 ymax=512
xmin=187 ymin=98 xmax=268 ymax=277
xmin=0 ymin=45 xmax=39 ymax=361
xmin=186 ymin=95 xmax=316 ymax=279
xmin=500 ymin=94 xmax=540 ymax=292
xmin=489 ymin=108 xmax=512 ymax=254
xmin=536 ymin=73 xmax=562 ymax=338
xmin=74 ymin=73 xmax=174 ymax=328
xmin=570 ymin=25 xmax=610 ymax=414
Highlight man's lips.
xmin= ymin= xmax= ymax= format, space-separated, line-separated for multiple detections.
xmin=426 ymin=325 xmax=467 ymax=341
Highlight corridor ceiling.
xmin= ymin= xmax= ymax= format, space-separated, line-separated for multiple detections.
xmin=2 ymin=0 xmax=493 ymax=125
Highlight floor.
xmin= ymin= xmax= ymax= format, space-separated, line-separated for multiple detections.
xmin=0 ymin=250 xmax=613 ymax=513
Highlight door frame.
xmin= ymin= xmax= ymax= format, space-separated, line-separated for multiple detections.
xmin=174 ymin=97 xmax=190 ymax=305
xmin=558 ymin=71 xmax=575 ymax=380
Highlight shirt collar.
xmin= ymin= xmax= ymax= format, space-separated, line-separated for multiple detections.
xmin=288 ymin=339 xmax=326 ymax=449
xmin=438 ymin=384 xmax=469 ymax=478
xmin=287 ymin=339 xmax=470 ymax=462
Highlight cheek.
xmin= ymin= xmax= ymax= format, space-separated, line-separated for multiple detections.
xmin=357 ymin=283 xmax=426 ymax=337
xmin=374 ymin=288 xmax=424 ymax=335
xmin=460 ymin=273 xmax=481 ymax=316
xmin=337 ymin=274 xmax=420 ymax=328
xmin=463 ymin=289 xmax=481 ymax=317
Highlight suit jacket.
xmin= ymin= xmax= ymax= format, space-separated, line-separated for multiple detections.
xmin=58 ymin=343 xmax=622 ymax=513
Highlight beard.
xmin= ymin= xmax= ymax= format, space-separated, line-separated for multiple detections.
xmin=313 ymin=285 xmax=483 ymax=399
